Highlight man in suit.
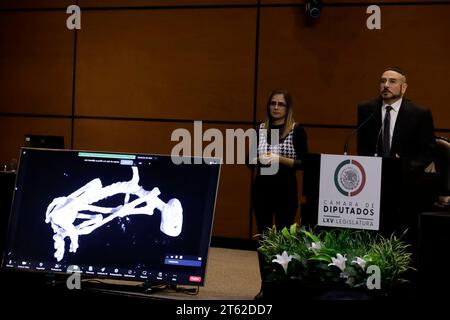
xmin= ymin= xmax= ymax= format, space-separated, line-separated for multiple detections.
xmin=357 ymin=67 xmax=437 ymax=262
xmin=357 ymin=67 xmax=435 ymax=171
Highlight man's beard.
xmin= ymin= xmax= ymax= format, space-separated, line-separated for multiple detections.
xmin=381 ymin=89 xmax=401 ymax=100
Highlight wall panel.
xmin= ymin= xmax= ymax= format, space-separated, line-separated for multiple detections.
xmin=0 ymin=1 xmax=72 ymax=9
xmin=305 ymin=127 xmax=355 ymax=155
xmin=1 ymin=1 xmax=449 ymax=241
xmin=0 ymin=11 xmax=74 ymax=115
xmin=213 ymin=163 xmax=252 ymax=238
xmin=79 ymin=0 xmax=256 ymax=7
xmin=258 ymin=6 xmax=450 ymax=129
xmin=73 ymin=119 xmax=253 ymax=238
xmin=261 ymin=0 xmax=450 ymax=4
xmin=75 ymin=8 xmax=256 ymax=122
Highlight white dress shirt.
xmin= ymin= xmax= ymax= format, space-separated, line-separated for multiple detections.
xmin=382 ymin=98 xmax=402 ymax=147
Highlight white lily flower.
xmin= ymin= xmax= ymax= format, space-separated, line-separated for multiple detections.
xmin=309 ymin=242 xmax=322 ymax=255
xmin=328 ymin=253 xmax=347 ymax=272
xmin=352 ymin=256 xmax=367 ymax=270
xmin=272 ymin=251 xmax=293 ymax=274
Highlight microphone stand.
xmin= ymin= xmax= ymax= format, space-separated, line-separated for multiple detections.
xmin=343 ymin=108 xmax=378 ymax=155
xmin=374 ymin=124 xmax=384 ymax=157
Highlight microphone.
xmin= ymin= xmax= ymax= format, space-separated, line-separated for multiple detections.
xmin=343 ymin=109 xmax=378 ymax=155
xmin=374 ymin=123 xmax=383 ymax=157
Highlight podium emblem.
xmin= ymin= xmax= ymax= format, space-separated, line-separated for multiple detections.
xmin=334 ymin=159 xmax=366 ymax=197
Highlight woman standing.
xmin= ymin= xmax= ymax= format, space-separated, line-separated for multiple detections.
xmin=253 ymin=89 xmax=308 ymax=234
xmin=251 ymin=89 xmax=308 ymax=299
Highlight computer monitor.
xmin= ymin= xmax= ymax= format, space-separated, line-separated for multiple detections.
xmin=2 ymin=148 xmax=221 ymax=287
xmin=24 ymin=134 xmax=65 ymax=149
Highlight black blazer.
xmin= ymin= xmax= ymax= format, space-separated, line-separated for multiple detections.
xmin=357 ymin=97 xmax=435 ymax=169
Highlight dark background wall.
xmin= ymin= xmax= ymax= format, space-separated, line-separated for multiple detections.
xmin=1 ymin=0 xmax=449 ymax=239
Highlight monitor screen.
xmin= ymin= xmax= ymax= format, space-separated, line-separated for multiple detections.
xmin=24 ymin=135 xmax=65 ymax=149
xmin=2 ymin=148 xmax=221 ymax=287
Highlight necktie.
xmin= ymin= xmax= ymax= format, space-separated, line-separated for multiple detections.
xmin=383 ymin=106 xmax=393 ymax=157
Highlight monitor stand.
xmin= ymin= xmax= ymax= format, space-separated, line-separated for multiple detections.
xmin=41 ymin=273 xmax=198 ymax=299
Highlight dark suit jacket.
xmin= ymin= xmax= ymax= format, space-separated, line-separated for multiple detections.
xmin=357 ymin=97 xmax=436 ymax=170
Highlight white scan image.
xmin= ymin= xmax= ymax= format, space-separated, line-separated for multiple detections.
xmin=45 ymin=166 xmax=183 ymax=261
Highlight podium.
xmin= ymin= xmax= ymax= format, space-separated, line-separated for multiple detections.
xmin=301 ymin=153 xmax=434 ymax=238
xmin=258 ymin=153 xmax=438 ymax=300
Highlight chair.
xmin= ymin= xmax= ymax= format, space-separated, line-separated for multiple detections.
xmin=434 ymin=136 xmax=450 ymax=207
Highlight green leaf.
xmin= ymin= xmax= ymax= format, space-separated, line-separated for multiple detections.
xmin=281 ymin=227 xmax=291 ymax=240
xmin=308 ymin=255 xmax=332 ymax=263
xmin=290 ymin=223 xmax=298 ymax=236
xmin=302 ymin=229 xmax=320 ymax=243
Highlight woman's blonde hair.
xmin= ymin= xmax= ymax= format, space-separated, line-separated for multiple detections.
xmin=264 ymin=90 xmax=295 ymax=138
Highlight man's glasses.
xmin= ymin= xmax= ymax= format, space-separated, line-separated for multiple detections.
xmin=270 ymin=100 xmax=287 ymax=108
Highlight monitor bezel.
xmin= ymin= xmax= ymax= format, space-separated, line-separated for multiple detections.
xmin=1 ymin=147 xmax=222 ymax=288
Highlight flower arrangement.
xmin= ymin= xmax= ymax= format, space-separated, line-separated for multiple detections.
xmin=258 ymin=224 xmax=414 ymax=291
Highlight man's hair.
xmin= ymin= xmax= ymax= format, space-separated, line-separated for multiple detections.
xmin=383 ymin=66 xmax=407 ymax=83
xmin=383 ymin=66 xmax=406 ymax=77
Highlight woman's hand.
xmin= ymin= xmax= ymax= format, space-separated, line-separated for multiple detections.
xmin=259 ymin=153 xmax=279 ymax=165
